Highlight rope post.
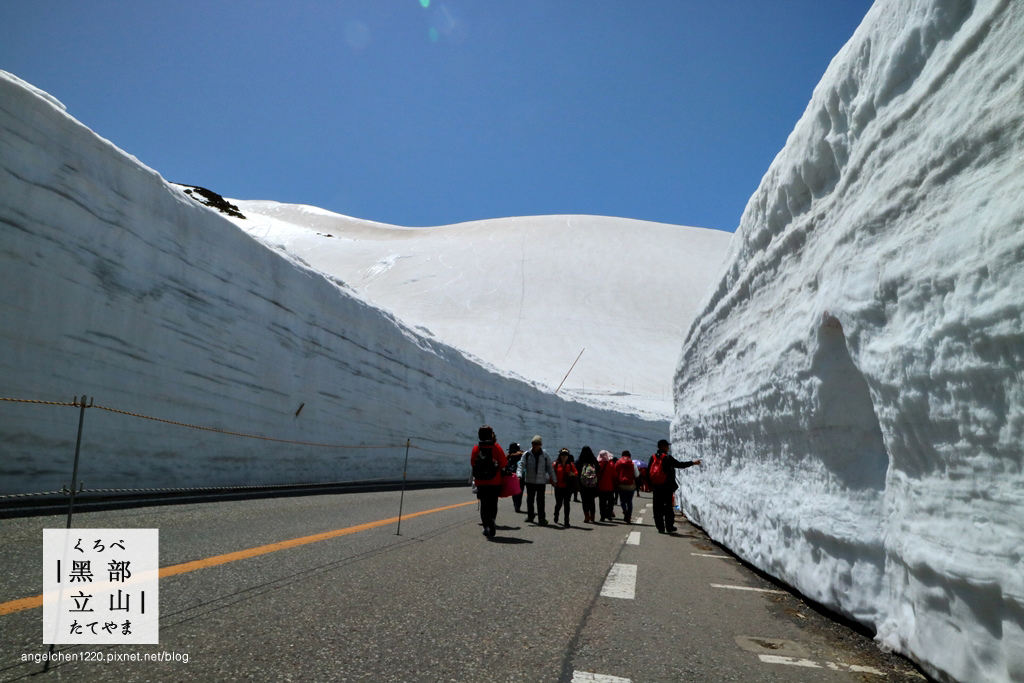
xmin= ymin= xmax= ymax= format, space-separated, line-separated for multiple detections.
xmin=396 ymin=439 xmax=411 ymax=536
xmin=65 ymin=394 xmax=90 ymax=529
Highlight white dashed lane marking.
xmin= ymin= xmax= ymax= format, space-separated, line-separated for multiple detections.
xmin=573 ymin=521 xmax=643 ymax=681
xmin=595 ymin=520 xmax=887 ymax=680
xmin=600 ymin=563 xmax=637 ymax=599
xmin=711 ymin=583 xmax=788 ymax=595
xmin=571 ymin=672 xmax=632 ymax=683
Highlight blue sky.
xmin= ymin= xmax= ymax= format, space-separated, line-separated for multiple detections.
xmin=2 ymin=1 xmax=873 ymax=231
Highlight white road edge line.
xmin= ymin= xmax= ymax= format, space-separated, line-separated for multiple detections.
xmin=691 ymin=553 xmax=730 ymax=559
xmin=711 ymin=583 xmax=788 ymax=595
xmin=758 ymin=655 xmax=821 ymax=669
xmin=626 ymin=531 xmax=641 ymax=545
xmin=571 ymin=672 xmax=632 ymax=683
xmin=600 ymin=563 xmax=637 ymax=599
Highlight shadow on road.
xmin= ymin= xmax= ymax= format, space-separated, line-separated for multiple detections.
xmin=487 ymin=536 xmax=532 ymax=544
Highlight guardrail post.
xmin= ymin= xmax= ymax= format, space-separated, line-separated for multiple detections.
xmin=396 ymin=439 xmax=411 ymax=535
xmin=65 ymin=394 xmax=90 ymax=529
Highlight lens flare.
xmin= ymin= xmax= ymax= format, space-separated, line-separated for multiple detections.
xmin=343 ymin=21 xmax=371 ymax=52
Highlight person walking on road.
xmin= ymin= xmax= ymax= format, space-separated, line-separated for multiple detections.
xmin=597 ymin=449 xmax=618 ymax=521
xmin=552 ymin=448 xmax=578 ymax=527
xmin=517 ymin=435 xmax=555 ymax=525
xmin=567 ymin=449 xmax=581 ymax=502
xmin=471 ymin=425 xmax=507 ymax=538
xmin=615 ymin=450 xmax=640 ymax=524
xmin=505 ymin=442 xmax=525 ymax=513
xmin=648 ymin=439 xmax=701 ymax=533
xmin=576 ymin=446 xmax=599 ymax=523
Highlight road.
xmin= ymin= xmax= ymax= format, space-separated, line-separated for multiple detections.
xmin=0 ymin=487 xmax=929 ymax=682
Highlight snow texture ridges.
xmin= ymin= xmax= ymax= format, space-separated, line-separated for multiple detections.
xmin=0 ymin=69 xmax=666 ymax=495
xmin=672 ymin=1 xmax=1024 ymax=682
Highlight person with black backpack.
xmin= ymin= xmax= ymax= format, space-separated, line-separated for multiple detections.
xmin=471 ymin=425 xmax=508 ymax=538
xmin=648 ymin=439 xmax=701 ymax=533
xmin=576 ymin=446 xmax=599 ymax=524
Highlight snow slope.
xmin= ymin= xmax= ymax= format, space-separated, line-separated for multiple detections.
xmin=671 ymin=1 xmax=1024 ymax=682
xmin=0 ymin=69 xmax=667 ymax=495
xmin=223 ymin=203 xmax=731 ymax=420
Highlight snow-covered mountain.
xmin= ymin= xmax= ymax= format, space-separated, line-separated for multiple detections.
xmin=224 ymin=202 xmax=731 ymax=420
xmin=672 ymin=1 xmax=1024 ymax=682
xmin=0 ymin=70 xmax=678 ymax=495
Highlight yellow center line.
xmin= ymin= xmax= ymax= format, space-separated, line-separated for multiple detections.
xmin=0 ymin=499 xmax=477 ymax=616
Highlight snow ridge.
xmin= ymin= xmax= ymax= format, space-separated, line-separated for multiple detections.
xmin=226 ymin=201 xmax=732 ymax=421
xmin=672 ymin=2 xmax=1024 ymax=682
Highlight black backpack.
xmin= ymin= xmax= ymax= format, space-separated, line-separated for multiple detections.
xmin=473 ymin=443 xmax=499 ymax=480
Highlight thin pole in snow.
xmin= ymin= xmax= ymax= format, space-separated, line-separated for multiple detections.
xmin=46 ymin=393 xmax=90 ymax=676
xmin=555 ymin=348 xmax=585 ymax=394
xmin=396 ymin=439 xmax=411 ymax=535
xmin=65 ymin=394 xmax=90 ymax=529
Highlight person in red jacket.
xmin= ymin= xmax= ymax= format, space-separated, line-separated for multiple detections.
xmin=614 ymin=450 xmax=640 ymax=524
xmin=648 ymin=439 xmax=701 ymax=533
xmin=552 ymin=448 xmax=579 ymax=527
xmin=471 ymin=425 xmax=508 ymax=538
xmin=597 ymin=449 xmax=618 ymax=521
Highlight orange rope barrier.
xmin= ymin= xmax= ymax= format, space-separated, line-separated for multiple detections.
xmin=411 ymin=445 xmax=465 ymax=457
xmin=90 ymin=402 xmax=398 ymax=449
xmin=0 ymin=396 xmax=466 ymax=455
xmin=0 ymin=397 xmax=79 ymax=407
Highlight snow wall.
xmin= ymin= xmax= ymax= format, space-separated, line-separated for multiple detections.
xmin=671 ymin=1 xmax=1024 ymax=682
xmin=0 ymin=70 xmax=667 ymax=495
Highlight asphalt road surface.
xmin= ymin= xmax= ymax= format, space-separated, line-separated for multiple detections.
xmin=0 ymin=487 xmax=931 ymax=682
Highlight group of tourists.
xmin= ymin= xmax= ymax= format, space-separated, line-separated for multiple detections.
xmin=470 ymin=425 xmax=701 ymax=539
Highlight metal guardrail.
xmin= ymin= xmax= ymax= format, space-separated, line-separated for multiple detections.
xmin=0 ymin=478 xmax=469 ymax=519
xmin=0 ymin=394 xmax=470 ymax=525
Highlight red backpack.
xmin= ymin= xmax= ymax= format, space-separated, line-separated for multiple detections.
xmin=648 ymin=453 xmax=667 ymax=485
xmin=615 ymin=458 xmax=635 ymax=486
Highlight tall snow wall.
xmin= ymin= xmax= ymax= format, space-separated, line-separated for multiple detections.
xmin=671 ymin=1 xmax=1023 ymax=682
xmin=0 ymin=70 xmax=666 ymax=495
